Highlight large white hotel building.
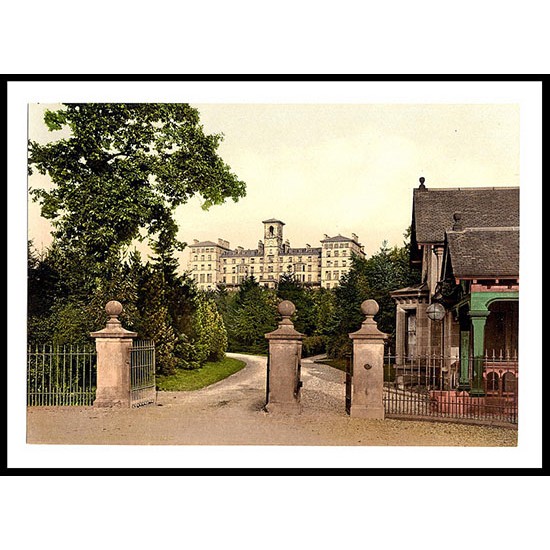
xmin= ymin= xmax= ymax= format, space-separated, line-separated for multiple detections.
xmin=187 ymin=219 xmax=365 ymax=291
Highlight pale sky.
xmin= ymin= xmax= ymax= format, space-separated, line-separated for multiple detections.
xmin=28 ymin=102 xmax=520 ymax=265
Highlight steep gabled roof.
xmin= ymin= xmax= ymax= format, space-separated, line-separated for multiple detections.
xmin=413 ymin=187 xmax=519 ymax=244
xmin=446 ymin=227 xmax=519 ymax=279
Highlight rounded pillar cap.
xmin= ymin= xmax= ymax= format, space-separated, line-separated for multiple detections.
xmin=361 ymin=299 xmax=379 ymax=317
xmin=278 ymin=300 xmax=296 ymax=317
xmin=105 ymin=300 xmax=123 ymax=317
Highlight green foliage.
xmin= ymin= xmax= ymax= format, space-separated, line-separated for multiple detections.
xmin=189 ymin=294 xmax=228 ymax=366
xmin=326 ymin=235 xmax=420 ymax=357
xmin=155 ymin=356 xmax=246 ymax=391
xmin=28 ymin=103 xmax=246 ymax=288
xmin=27 ymin=241 xmax=60 ymax=320
xmin=135 ymin=269 xmax=178 ymax=376
xmin=223 ymin=277 xmax=278 ymax=354
xmin=276 ymin=273 xmax=317 ymax=335
xmin=28 ymin=103 xmax=243 ymax=375
xmin=312 ymin=288 xmax=338 ymax=336
xmin=302 ymin=335 xmax=328 ymax=357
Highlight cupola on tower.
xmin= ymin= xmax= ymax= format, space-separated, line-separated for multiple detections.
xmin=262 ymin=218 xmax=285 ymax=256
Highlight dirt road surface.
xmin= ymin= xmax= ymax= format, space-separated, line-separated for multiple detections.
xmin=26 ymin=353 xmax=517 ymax=446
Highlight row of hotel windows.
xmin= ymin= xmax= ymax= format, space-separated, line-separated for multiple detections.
xmin=325 ymin=249 xmax=348 ymax=257
xmin=193 ymin=264 xmax=324 ymax=273
xmin=192 ymin=255 xmax=325 ymax=263
xmin=192 ymin=244 xmax=355 ymax=261
xmin=195 ymin=243 xmax=351 ymax=254
xmin=193 ymin=271 xmax=342 ymax=283
xmin=193 ymin=261 xmax=346 ymax=271
xmin=323 ymin=243 xmax=351 ymax=249
xmin=194 ymin=273 xmax=318 ymax=284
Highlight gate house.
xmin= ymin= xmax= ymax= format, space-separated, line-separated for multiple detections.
xmin=390 ymin=180 xmax=519 ymax=425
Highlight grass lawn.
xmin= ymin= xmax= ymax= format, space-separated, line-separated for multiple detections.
xmin=156 ymin=356 xmax=247 ymax=391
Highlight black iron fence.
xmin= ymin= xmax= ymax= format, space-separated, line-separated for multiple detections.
xmin=384 ymin=351 xmax=518 ymax=426
xmin=130 ymin=340 xmax=156 ymax=407
xmin=27 ymin=344 xmax=97 ymax=406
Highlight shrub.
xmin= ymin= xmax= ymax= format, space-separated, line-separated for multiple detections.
xmin=326 ymin=333 xmax=352 ymax=359
xmin=302 ymin=335 xmax=328 ymax=357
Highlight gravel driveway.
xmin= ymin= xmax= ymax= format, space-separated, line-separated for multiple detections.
xmin=26 ymin=353 xmax=517 ymax=446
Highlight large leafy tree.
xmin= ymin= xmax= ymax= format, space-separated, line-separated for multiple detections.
xmin=28 ymin=103 xmax=246 ymax=355
xmin=28 ymin=103 xmax=246 ymax=280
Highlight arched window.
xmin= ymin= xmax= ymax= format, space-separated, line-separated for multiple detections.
xmin=502 ymin=372 xmax=517 ymax=394
xmin=269 ymin=225 xmax=274 ymax=236
xmin=486 ymin=371 xmax=499 ymax=393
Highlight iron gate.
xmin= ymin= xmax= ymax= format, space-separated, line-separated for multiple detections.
xmin=383 ymin=352 xmax=518 ymax=426
xmin=130 ymin=340 xmax=156 ymax=407
xmin=345 ymin=351 xmax=352 ymax=414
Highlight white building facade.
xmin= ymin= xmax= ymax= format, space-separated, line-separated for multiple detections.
xmin=188 ymin=219 xmax=365 ymax=291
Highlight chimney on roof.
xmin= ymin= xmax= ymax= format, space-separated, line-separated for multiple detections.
xmin=352 ymin=233 xmax=358 ymax=242
xmin=452 ymin=212 xmax=463 ymax=231
xmin=418 ymin=176 xmax=427 ymax=190
xmin=193 ymin=239 xmax=199 ymax=244
xmin=324 ymin=234 xmax=329 ymax=239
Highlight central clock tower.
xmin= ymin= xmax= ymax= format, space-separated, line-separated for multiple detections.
xmin=262 ymin=218 xmax=285 ymax=254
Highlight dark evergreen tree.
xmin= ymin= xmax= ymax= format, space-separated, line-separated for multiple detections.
xmin=226 ymin=277 xmax=278 ymax=353
xmin=276 ymin=273 xmax=317 ymax=336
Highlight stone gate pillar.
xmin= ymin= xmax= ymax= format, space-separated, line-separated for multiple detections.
xmin=265 ymin=300 xmax=303 ymax=414
xmin=90 ymin=301 xmax=137 ymax=408
xmin=348 ymin=299 xmax=388 ymax=419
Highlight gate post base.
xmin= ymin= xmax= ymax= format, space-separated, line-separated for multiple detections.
xmin=265 ymin=401 xmax=303 ymax=414
xmin=350 ymin=405 xmax=385 ymax=420
xmin=93 ymin=396 xmax=130 ymax=408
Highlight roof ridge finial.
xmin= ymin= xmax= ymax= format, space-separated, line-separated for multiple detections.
xmin=418 ymin=176 xmax=426 ymax=190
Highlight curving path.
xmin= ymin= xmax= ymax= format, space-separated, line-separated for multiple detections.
xmin=26 ymin=353 xmax=517 ymax=447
